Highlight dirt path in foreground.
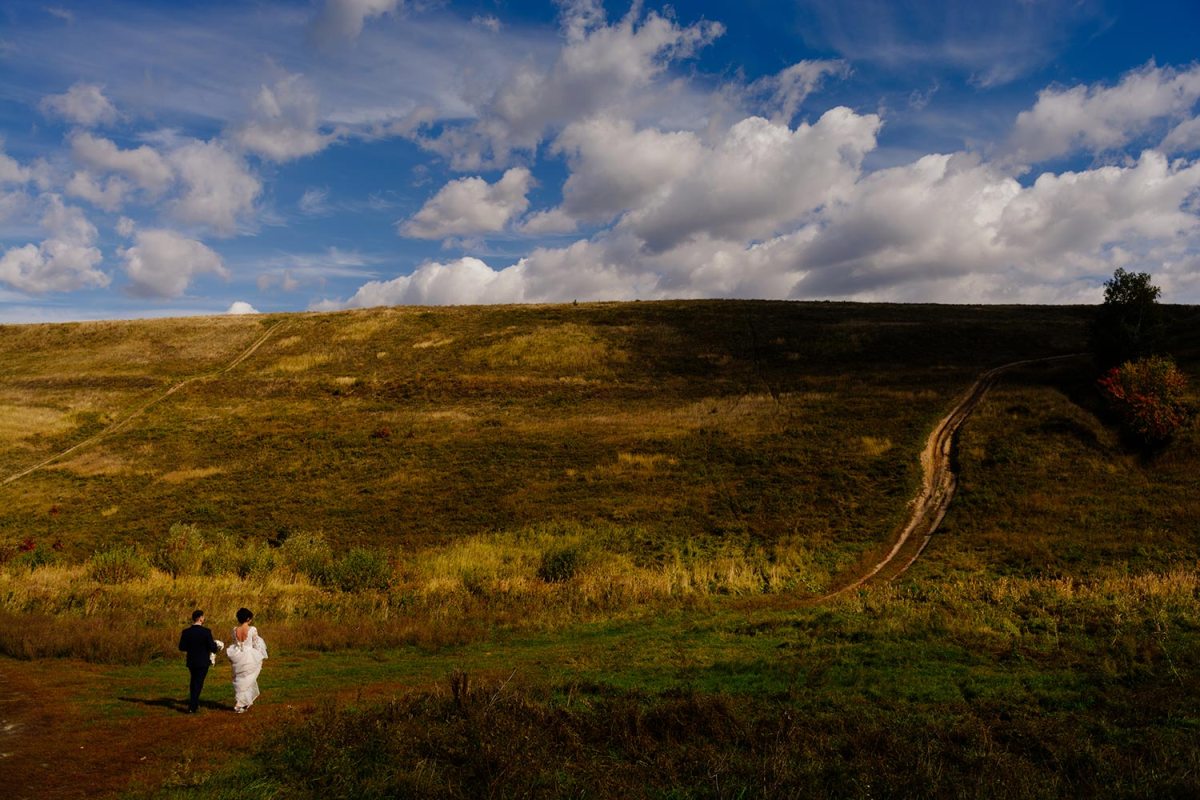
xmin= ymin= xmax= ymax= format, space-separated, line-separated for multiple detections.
xmin=815 ymin=354 xmax=1084 ymax=599
xmin=1 ymin=321 xmax=286 ymax=487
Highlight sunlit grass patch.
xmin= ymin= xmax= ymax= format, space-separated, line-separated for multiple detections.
xmin=158 ymin=466 xmax=225 ymax=484
xmin=49 ymin=449 xmax=134 ymax=477
xmin=469 ymin=323 xmax=625 ymax=372
xmin=413 ymin=335 xmax=455 ymax=349
xmin=271 ymin=352 xmax=332 ymax=373
xmin=0 ymin=404 xmax=72 ymax=440
xmin=861 ymin=436 xmax=894 ymax=457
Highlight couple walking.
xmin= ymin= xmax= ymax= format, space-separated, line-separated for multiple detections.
xmin=178 ymin=607 xmax=268 ymax=714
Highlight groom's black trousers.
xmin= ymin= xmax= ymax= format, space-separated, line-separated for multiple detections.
xmin=187 ymin=663 xmax=209 ymax=711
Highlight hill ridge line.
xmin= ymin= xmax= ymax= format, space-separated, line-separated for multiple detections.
xmin=2 ymin=321 xmax=288 ymax=487
xmin=816 ymin=353 xmax=1087 ymax=600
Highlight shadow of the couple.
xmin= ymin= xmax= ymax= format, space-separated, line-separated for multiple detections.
xmin=118 ymin=696 xmax=229 ymax=714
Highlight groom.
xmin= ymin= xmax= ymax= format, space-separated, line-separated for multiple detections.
xmin=178 ymin=609 xmax=220 ymax=713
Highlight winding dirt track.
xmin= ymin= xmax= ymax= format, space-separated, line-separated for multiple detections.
xmin=1 ymin=321 xmax=286 ymax=487
xmin=816 ymin=353 xmax=1084 ymax=600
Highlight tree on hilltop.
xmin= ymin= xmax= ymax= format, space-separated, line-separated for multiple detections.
xmin=1090 ymin=268 xmax=1163 ymax=368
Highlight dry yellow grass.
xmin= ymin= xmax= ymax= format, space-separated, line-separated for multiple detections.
xmin=0 ymin=404 xmax=71 ymax=440
xmin=470 ymin=324 xmax=625 ymax=371
xmin=861 ymin=436 xmax=894 ymax=457
xmin=48 ymin=450 xmax=134 ymax=477
xmin=272 ymin=352 xmax=332 ymax=373
xmin=159 ymin=466 xmax=226 ymax=484
xmin=413 ymin=336 xmax=455 ymax=349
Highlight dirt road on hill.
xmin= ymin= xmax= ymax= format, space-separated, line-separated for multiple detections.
xmin=816 ymin=354 xmax=1085 ymax=600
xmin=1 ymin=321 xmax=286 ymax=488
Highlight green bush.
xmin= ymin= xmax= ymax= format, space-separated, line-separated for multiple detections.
xmin=333 ymin=547 xmax=392 ymax=592
xmin=279 ymin=531 xmax=334 ymax=584
xmin=155 ymin=523 xmax=206 ymax=577
xmin=537 ymin=545 xmax=586 ymax=583
xmin=89 ymin=545 xmax=151 ymax=584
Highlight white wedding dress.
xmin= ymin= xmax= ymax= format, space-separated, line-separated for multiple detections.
xmin=227 ymin=625 xmax=268 ymax=711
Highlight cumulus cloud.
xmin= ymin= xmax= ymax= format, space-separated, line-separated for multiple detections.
xmin=0 ymin=145 xmax=32 ymax=185
xmin=226 ymin=300 xmax=259 ymax=314
xmin=325 ymin=256 xmax=526 ymax=308
xmin=419 ymin=4 xmax=723 ymax=169
xmin=400 ymin=167 xmax=532 ymax=239
xmin=168 ymin=140 xmax=261 ymax=235
xmin=621 ymin=109 xmax=880 ymax=251
xmin=39 ymin=83 xmax=119 ymax=127
xmin=120 ymin=228 xmax=229 ymax=298
xmin=65 ymin=171 xmax=132 ymax=212
xmin=746 ymin=60 xmax=851 ymax=124
xmin=70 ymin=132 xmax=173 ymax=195
xmin=309 ymin=0 xmax=402 ymax=46
xmin=327 ymin=144 xmax=1200 ymax=308
xmin=0 ymin=195 xmax=108 ymax=293
xmin=233 ymin=74 xmax=336 ymax=162
xmin=1162 ymin=117 xmax=1200 ymax=155
xmin=1009 ymin=62 xmax=1200 ymax=163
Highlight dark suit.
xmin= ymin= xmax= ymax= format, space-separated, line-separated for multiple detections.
xmin=179 ymin=623 xmax=219 ymax=712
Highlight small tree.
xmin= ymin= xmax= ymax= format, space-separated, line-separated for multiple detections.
xmin=1097 ymin=356 xmax=1192 ymax=447
xmin=1090 ymin=268 xmax=1163 ymax=367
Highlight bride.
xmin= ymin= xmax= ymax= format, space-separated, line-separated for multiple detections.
xmin=227 ymin=607 xmax=268 ymax=713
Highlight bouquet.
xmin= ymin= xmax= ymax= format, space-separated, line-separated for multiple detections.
xmin=210 ymin=639 xmax=225 ymax=665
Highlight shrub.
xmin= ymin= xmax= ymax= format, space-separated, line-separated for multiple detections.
xmin=155 ymin=523 xmax=207 ymax=577
xmin=279 ymin=531 xmax=334 ymax=584
xmin=333 ymin=547 xmax=392 ymax=592
xmin=537 ymin=545 xmax=586 ymax=583
xmin=89 ymin=545 xmax=151 ymax=584
xmin=1098 ymin=356 xmax=1193 ymax=446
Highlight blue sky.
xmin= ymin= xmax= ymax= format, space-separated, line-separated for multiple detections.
xmin=1 ymin=0 xmax=1199 ymax=322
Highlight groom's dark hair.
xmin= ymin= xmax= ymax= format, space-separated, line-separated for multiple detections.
xmin=192 ymin=609 xmax=204 ymax=621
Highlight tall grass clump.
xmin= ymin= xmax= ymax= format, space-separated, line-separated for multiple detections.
xmin=279 ymin=530 xmax=334 ymax=584
xmin=155 ymin=522 xmax=206 ymax=577
xmin=89 ymin=545 xmax=151 ymax=584
xmin=333 ymin=547 xmax=392 ymax=592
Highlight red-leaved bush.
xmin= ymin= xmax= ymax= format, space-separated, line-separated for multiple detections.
xmin=1097 ymin=356 xmax=1193 ymax=445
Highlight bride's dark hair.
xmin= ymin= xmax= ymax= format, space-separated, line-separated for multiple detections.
xmin=236 ymin=607 xmax=253 ymax=624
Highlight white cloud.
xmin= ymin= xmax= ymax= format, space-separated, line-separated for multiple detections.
xmin=1009 ymin=62 xmax=1200 ymax=163
xmin=233 ymin=74 xmax=335 ymax=162
xmin=65 ymin=171 xmax=132 ymax=212
xmin=550 ymin=117 xmax=703 ymax=223
xmin=0 ymin=146 xmax=32 ymax=185
xmin=70 ymin=132 xmax=173 ymax=194
xmin=400 ymin=167 xmax=532 ymax=239
xmin=420 ymin=4 xmax=723 ymax=169
xmin=746 ymin=60 xmax=850 ymax=124
xmin=518 ymin=207 xmax=578 ymax=235
xmin=226 ymin=300 xmax=259 ymax=314
xmin=168 ymin=140 xmax=261 ymax=235
xmin=309 ymin=0 xmax=402 ymax=46
xmin=324 ymin=256 xmax=526 ymax=308
xmin=39 ymin=83 xmax=119 ymax=127
xmin=328 ymin=145 xmax=1200 ymax=307
xmin=0 ymin=195 xmax=108 ymax=293
xmin=298 ymin=187 xmax=331 ymax=215
xmin=471 ymin=14 xmax=502 ymax=33
xmin=1162 ymin=116 xmax=1200 ymax=155
xmin=620 ymin=109 xmax=880 ymax=251
xmin=120 ymin=228 xmax=228 ymax=298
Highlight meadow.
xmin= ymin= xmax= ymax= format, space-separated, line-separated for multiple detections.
xmin=1 ymin=300 xmax=1198 ymax=798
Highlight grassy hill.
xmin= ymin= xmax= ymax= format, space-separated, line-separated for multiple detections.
xmin=2 ymin=300 xmax=1199 ymax=799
